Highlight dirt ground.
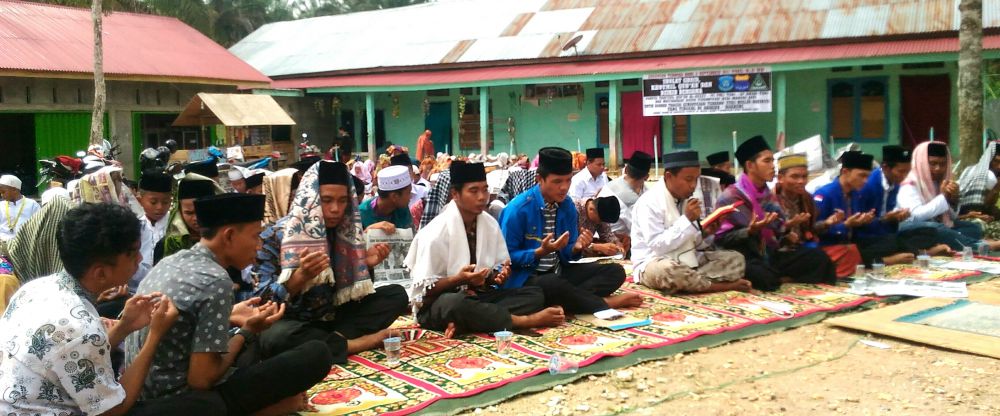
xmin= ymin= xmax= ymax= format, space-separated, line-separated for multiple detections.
xmin=461 ymin=323 xmax=1000 ymax=416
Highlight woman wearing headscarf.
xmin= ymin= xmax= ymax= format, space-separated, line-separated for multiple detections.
xmin=958 ymin=141 xmax=1000 ymax=239
xmin=898 ymin=141 xmax=1000 ymax=251
xmin=252 ymin=161 xmax=407 ymax=364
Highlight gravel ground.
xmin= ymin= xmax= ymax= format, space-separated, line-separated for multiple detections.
xmin=461 ymin=321 xmax=1000 ymax=416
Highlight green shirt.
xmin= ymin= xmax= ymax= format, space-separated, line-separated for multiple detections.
xmin=359 ymin=196 xmax=413 ymax=230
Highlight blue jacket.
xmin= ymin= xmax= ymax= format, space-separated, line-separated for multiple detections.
xmin=813 ymin=178 xmax=864 ymax=245
xmin=499 ymin=185 xmax=579 ymax=289
xmin=857 ymin=168 xmax=900 ymax=237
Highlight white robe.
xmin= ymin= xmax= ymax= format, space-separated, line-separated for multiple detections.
xmin=597 ymin=177 xmax=648 ymax=235
xmin=897 ymin=183 xmax=957 ymax=223
xmin=0 ymin=197 xmax=41 ymax=241
xmin=569 ymin=169 xmax=608 ymax=202
xmin=404 ymin=201 xmax=509 ymax=302
xmin=631 ymin=179 xmax=713 ymax=282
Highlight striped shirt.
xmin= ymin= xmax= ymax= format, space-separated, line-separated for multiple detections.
xmin=536 ymin=202 xmax=560 ymax=273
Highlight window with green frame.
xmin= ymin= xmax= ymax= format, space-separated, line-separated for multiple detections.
xmin=828 ymin=77 xmax=888 ymax=141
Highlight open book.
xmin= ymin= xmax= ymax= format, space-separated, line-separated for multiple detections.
xmin=702 ymin=200 xmax=744 ymax=227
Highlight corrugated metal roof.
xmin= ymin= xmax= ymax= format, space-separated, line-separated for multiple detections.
xmin=173 ymin=93 xmax=295 ymax=126
xmin=0 ymin=0 xmax=270 ymax=85
xmin=233 ymin=0 xmax=1000 ymax=79
xmin=270 ymin=35 xmax=1000 ymax=89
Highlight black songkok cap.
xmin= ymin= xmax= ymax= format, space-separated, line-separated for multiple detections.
xmin=318 ymin=161 xmax=352 ymax=186
xmin=627 ymin=151 xmax=653 ymax=175
xmin=586 ymin=147 xmax=604 ymax=160
xmin=177 ymin=180 xmax=215 ymax=200
xmin=244 ymin=172 xmax=265 ymax=189
xmin=184 ymin=161 xmax=219 ymax=179
xmin=139 ymin=170 xmax=172 ymax=193
xmin=194 ymin=193 xmax=265 ymax=228
xmin=927 ymin=142 xmax=949 ymax=158
xmin=840 ymin=151 xmax=874 ymax=170
xmin=706 ymin=151 xmax=730 ymax=166
xmin=595 ymin=196 xmax=621 ymax=223
xmin=538 ymin=147 xmax=573 ymax=175
xmin=735 ymin=135 xmax=771 ymax=166
xmin=291 ymin=156 xmax=322 ymax=172
xmin=701 ymin=168 xmax=736 ymax=186
xmin=390 ymin=153 xmax=413 ymax=167
xmin=662 ymin=150 xmax=700 ymax=169
xmin=450 ymin=161 xmax=487 ymax=186
xmin=881 ymin=145 xmax=911 ymax=165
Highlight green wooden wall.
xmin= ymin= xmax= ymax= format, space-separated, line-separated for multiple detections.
xmin=332 ymin=62 xmax=961 ymax=163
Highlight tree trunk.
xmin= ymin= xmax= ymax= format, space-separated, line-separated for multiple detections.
xmin=90 ymin=0 xmax=106 ymax=146
xmin=958 ymin=0 xmax=984 ymax=169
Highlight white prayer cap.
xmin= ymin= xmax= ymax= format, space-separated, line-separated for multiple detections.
xmin=378 ymin=165 xmax=412 ymax=191
xmin=0 ymin=175 xmax=21 ymax=190
xmin=228 ymin=166 xmax=250 ymax=181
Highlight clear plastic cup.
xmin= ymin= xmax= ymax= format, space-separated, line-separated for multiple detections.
xmin=494 ymin=330 xmax=513 ymax=358
xmin=854 ymin=264 xmax=867 ymax=279
xmin=548 ymin=353 xmax=578 ymax=375
xmin=962 ymin=246 xmax=974 ymax=261
xmin=979 ymin=242 xmax=991 ymax=257
xmin=916 ymin=253 xmax=931 ymax=269
xmin=383 ymin=336 xmax=402 ymax=366
xmin=872 ymin=262 xmax=885 ymax=279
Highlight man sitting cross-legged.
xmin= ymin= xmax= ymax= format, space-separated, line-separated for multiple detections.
xmin=253 ymin=161 xmax=408 ymax=364
xmin=631 ymin=150 xmax=751 ymax=294
xmin=125 ymin=193 xmax=332 ymax=416
xmin=500 ymin=147 xmax=642 ymax=315
xmin=405 ymin=161 xmax=565 ymax=338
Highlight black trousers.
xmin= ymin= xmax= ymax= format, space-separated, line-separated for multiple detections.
xmin=745 ymin=247 xmax=837 ymax=291
xmin=526 ymin=262 xmax=626 ymax=314
xmin=256 ymin=284 xmax=408 ymax=364
xmin=130 ymin=340 xmax=331 ymax=416
xmin=855 ymin=234 xmax=908 ymax=266
xmin=417 ymin=287 xmax=546 ymax=333
xmin=127 ymin=390 xmax=227 ymax=415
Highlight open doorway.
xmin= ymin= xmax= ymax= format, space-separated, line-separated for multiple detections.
xmin=900 ymin=74 xmax=951 ymax=148
xmin=596 ymin=93 xmax=609 ymax=148
xmin=425 ymin=102 xmax=452 ymax=155
xmin=359 ymin=109 xmax=386 ymax=153
xmin=0 ymin=114 xmax=37 ymax=195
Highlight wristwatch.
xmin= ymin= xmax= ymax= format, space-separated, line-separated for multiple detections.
xmin=229 ymin=327 xmax=257 ymax=344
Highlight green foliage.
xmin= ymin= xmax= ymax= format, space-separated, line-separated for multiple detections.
xmin=24 ymin=0 xmax=430 ymax=47
xmin=986 ymin=60 xmax=1000 ymax=99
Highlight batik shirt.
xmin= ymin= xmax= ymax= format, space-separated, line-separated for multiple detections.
xmin=0 ymin=272 xmax=125 ymax=415
xmin=574 ymin=199 xmax=620 ymax=247
xmin=124 ymin=243 xmax=233 ymax=400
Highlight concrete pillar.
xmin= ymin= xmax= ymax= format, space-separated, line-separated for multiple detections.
xmin=365 ymin=92 xmax=375 ymax=162
xmin=775 ymin=72 xmax=787 ymax=143
xmin=609 ymin=80 xmax=621 ymax=172
xmin=480 ymin=86 xmax=489 ymax=157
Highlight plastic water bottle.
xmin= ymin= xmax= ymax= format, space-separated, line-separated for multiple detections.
xmin=548 ymin=354 xmax=578 ymax=375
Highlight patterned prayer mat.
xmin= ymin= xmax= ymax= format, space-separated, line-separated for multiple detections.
xmin=300 ymin=283 xmax=872 ymax=416
xmin=881 ymin=264 xmax=980 ymax=281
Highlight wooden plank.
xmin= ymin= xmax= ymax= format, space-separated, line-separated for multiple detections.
xmin=826 ymin=282 xmax=1000 ymax=359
